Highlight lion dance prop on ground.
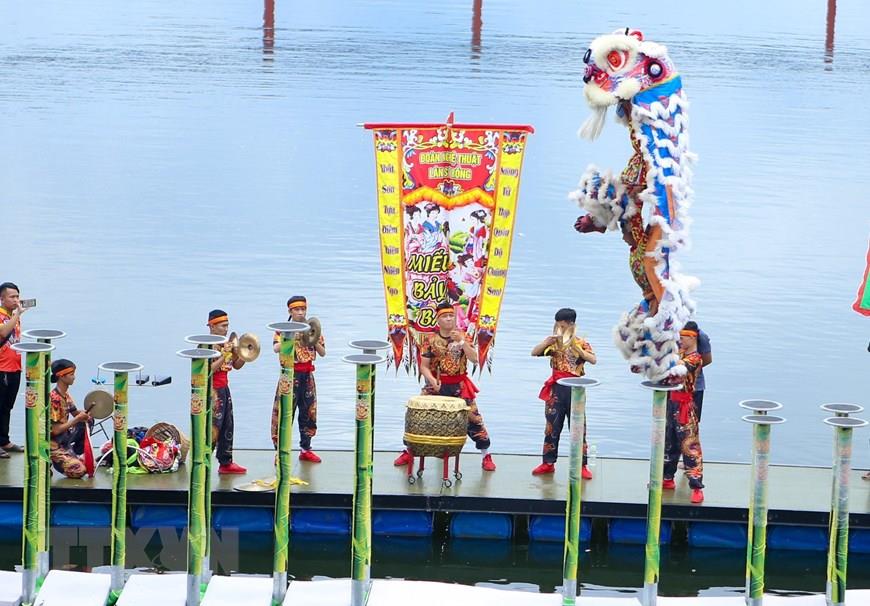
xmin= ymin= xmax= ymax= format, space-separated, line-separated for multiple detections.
xmin=572 ymin=28 xmax=698 ymax=381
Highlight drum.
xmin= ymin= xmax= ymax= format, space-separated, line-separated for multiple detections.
xmin=403 ymin=395 xmax=469 ymax=458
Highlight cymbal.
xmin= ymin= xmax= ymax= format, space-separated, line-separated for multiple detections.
xmin=84 ymin=390 xmax=114 ymax=420
xmin=237 ymin=332 xmax=260 ymax=362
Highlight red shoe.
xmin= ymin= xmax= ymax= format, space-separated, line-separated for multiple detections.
xmin=691 ymin=488 xmax=704 ymax=504
xmin=582 ymin=465 xmax=593 ymax=480
xmin=299 ymin=450 xmax=322 ymax=463
xmin=481 ymin=454 xmax=496 ymax=472
xmin=662 ymin=478 xmax=676 ymax=490
xmin=532 ymin=462 xmax=555 ymax=475
xmin=393 ymin=450 xmax=413 ymax=466
xmin=218 ymin=462 xmax=247 ymax=475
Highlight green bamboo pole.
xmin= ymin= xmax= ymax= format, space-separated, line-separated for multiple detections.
xmin=203 ymin=346 xmax=217 ymax=584
xmin=177 ymin=348 xmax=217 ymax=606
xmin=640 ymin=381 xmax=677 ymax=606
xmin=269 ymin=322 xmax=306 ymax=606
xmin=352 ymin=363 xmax=373 ymax=605
xmin=342 ymin=351 xmax=385 ymax=606
xmin=13 ymin=342 xmax=53 ymax=605
xmin=824 ymin=414 xmax=867 ymax=606
xmin=556 ymin=376 xmax=599 ymax=605
xmin=25 ymin=329 xmax=66 ymax=583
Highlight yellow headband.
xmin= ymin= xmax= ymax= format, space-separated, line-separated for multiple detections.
xmin=435 ymin=307 xmax=454 ymax=318
xmin=208 ymin=315 xmax=228 ymax=325
xmin=288 ymin=301 xmax=307 ymax=310
xmin=679 ymin=330 xmax=698 ymax=337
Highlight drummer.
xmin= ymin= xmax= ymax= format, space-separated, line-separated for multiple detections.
xmin=394 ymin=301 xmax=496 ymax=472
xmin=48 ymin=359 xmax=91 ymax=479
xmin=530 ymin=308 xmax=596 ymax=478
xmin=271 ymin=295 xmax=325 ymax=463
xmin=207 ymin=309 xmax=247 ymax=475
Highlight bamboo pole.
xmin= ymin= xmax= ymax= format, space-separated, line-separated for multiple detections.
xmin=13 ymin=342 xmax=54 ymax=605
xmin=177 ymin=348 xmax=218 ymax=606
xmin=823 ymin=413 xmax=867 ymax=606
xmin=342 ymin=351 xmax=385 ymax=606
xmin=738 ymin=400 xmax=785 ymax=606
xmin=557 ymin=376 xmax=599 ymax=606
xmin=268 ymin=321 xmax=307 ymax=606
xmin=639 ymin=381 xmax=679 ymax=606
xmin=98 ymin=361 xmax=143 ymax=598
xmin=24 ymin=328 xmax=66 ymax=583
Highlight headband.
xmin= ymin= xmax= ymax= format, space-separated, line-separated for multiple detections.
xmin=679 ymin=329 xmax=698 ymax=337
xmin=435 ymin=307 xmax=454 ymax=318
xmin=288 ymin=301 xmax=307 ymax=310
xmin=55 ymin=366 xmax=75 ymax=378
xmin=208 ymin=314 xmax=228 ymax=325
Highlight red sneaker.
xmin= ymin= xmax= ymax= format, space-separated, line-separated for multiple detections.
xmin=299 ymin=450 xmax=322 ymax=463
xmin=218 ymin=462 xmax=247 ymax=475
xmin=662 ymin=478 xmax=676 ymax=490
xmin=532 ymin=462 xmax=555 ymax=475
xmin=481 ymin=454 xmax=496 ymax=472
xmin=393 ymin=450 xmax=413 ymax=466
xmin=691 ymin=488 xmax=704 ymax=504
xmin=581 ymin=465 xmax=593 ymax=480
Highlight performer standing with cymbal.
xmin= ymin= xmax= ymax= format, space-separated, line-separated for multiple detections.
xmin=208 ymin=309 xmax=247 ymax=475
xmin=271 ymin=296 xmax=325 ymax=463
xmin=394 ymin=301 xmax=496 ymax=472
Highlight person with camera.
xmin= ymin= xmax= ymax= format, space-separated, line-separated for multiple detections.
xmin=0 ymin=282 xmax=28 ymax=459
xmin=271 ymin=296 xmax=325 ymax=463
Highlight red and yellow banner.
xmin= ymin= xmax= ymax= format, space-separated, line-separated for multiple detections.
xmin=365 ymin=115 xmax=533 ymax=368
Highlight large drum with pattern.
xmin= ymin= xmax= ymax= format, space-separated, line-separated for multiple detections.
xmin=403 ymin=395 xmax=469 ymax=458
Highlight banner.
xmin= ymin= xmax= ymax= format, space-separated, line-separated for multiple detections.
xmin=853 ymin=240 xmax=870 ymax=317
xmin=365 ymin=114 xmax=533 ymax=369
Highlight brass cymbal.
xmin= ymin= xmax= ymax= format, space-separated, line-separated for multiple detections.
xmin=237 ymin=332 xmax=260 ymax=362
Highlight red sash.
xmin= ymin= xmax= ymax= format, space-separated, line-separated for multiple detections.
xmin=671 ymin=390 xmax=694 ymax=424
xmin=440 ymin=373 xmax=479 ymax=400
xmin=294 ymin=361 xmax=315 ymax=373
xmin=538 ymin=370 xmax=576 ymax=402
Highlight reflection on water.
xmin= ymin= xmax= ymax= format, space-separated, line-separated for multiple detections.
xmin=0 ymin=0 xmax=868 ymax=470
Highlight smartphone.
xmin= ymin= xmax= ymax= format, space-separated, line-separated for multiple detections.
xmin=20 ymin=299 xmax=36 ymax=309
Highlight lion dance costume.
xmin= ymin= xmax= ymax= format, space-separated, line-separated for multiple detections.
xmin=572 ymin=28 xmax=698 ymax=381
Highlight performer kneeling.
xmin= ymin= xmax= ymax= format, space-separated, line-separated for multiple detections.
xmin=530 ymin=308 xmax=596 ymax=477
xmin=271 ymin=295 xmax=325 ymax=463
xmin=394 ymin=302 xmax=496 ymax=471
xmin=208 ymin=309 xmax=247 ymax=474
xmin=663 ymin=321 xmax=705 ymax=503
xmin=49 ymin=359 xmax=92 ymax=479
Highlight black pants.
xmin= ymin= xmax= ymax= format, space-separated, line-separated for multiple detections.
xmin=0 ymin=371 xmax=21 ymax=446
xmin=694 ymin=390 xmax=704 ymax=422
xmin=213 ymin=386 xmax=235 ymax=465
xmin=543 ymin=383 xmax=587 ymax=465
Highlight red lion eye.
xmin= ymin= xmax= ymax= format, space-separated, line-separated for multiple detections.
xmin=607 ymin=50 xmax=627 ymax=70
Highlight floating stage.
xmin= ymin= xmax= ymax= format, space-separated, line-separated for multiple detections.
xmin=1 ymin=450 xmax=868 ymax=548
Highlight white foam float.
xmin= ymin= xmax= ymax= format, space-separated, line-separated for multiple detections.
xmin=0 ymin=570 xmax=22 ymax=606
xmin=115 ymin=573 xmax=186 ymax=606
xmin=201 ymin=575 xmax=273 ymax=606
xmin=34 ymin=570 xmax=111 ymax=606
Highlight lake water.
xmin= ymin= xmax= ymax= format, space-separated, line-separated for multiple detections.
xmin=2 ymin=0 xmax=869 ymax=470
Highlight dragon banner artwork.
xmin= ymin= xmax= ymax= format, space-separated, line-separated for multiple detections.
xmin=573 ymin=29 xmax=698 ymax=381
xmin=365 ymin=114 xmax=533 ymax=370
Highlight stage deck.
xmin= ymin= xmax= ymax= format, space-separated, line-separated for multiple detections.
xmin=0 ymin=450 xmax=867 ymax=527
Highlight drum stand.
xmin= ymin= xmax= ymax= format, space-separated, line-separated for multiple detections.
xmin=407 ymin=451 xmax=462 ymax=488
